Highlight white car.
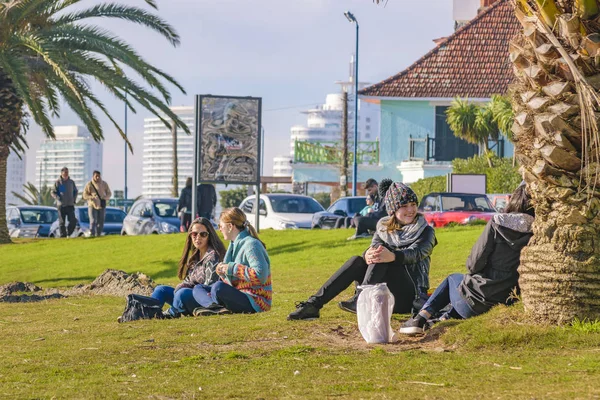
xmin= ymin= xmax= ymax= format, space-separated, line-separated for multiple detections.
xmin=239 ymin=194 xmax=325 ymax=230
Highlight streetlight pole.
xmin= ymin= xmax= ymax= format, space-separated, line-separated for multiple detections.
xmin=344 ymin=11 xmax=359 ymax=196
xmin=124 ymin=92 xmax=128 ymax=203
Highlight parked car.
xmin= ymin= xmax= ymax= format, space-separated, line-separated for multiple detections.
xmin=239 ymin=194 xmax=325 ymax=230
xmin=419 ymin=192 xmax=496 ymax=227
xmin=312 ymin=196 xmax=367 ymax=229
xmin=6 ymin=205 xmax=59 ymax=238
xmin=121 ymin=198 xmax=180 ymax=235
xmin=488 ymin=193 xmax=511 ymax=213
xmin=48 ymin=206 xmax=127 ymax=237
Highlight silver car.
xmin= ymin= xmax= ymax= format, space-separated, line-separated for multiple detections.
xmin=121 ymin=198 xmax=180 ymax=235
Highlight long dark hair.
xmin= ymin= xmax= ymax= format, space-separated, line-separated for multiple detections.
xmin=220 ymin=207 xmax=266 ymax=249
xmin=178 ymin=218 xmax=226 ymax=280
xmin=505 ymin=184 xmax=535 ymax=217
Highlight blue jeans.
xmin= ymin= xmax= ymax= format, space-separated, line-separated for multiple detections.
xmin=151 ymin=285 xmax=200 ymax=316
xmin=422 ymin=273 xmax=476 ymax=319
xmin=192 ymin=281 xmax=256 ymax=314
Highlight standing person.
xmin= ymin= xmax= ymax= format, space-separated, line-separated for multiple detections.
xmin=178 ymin=177 xmax=193 ymax=232
xmin=399 ymin=184 xmax=534 ymax=334
xmin=82 ymin=171 xmax=112 ymax=237
xmin=347 ymin=178 xmax=387 ymax=240
xmin=150 ymin=218 xmax=227 ymax=318
xmin=51 ymin=167 xmax=78 ymax=238
xmin=197 ymin=183 xmax=217 ymax=220
xmin=288 ymin=179 xmax=437 ymax=320
xmin=191 ymin=207 xmax=271 ymax=316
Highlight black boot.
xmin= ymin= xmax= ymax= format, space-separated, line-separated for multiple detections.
xmin=337 ymin=288 xmax=362 ymax=314
xmin=287 ymin=301 xmax=320 ymax=320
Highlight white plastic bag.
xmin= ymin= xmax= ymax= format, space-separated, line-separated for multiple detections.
xmin=356 ymin=283 xmax=397 ymax=344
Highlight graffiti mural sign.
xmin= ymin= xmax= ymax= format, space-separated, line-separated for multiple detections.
xmin=197 ymin=95 xmax=262 ymax=184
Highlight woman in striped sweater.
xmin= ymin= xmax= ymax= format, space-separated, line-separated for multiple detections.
xmin=192 ymin=207 xmax=272 ymax=316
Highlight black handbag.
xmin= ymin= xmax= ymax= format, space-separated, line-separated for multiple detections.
xmin=90 ymin=183 xmax=107 ymax=208
xmin=118 ymin=294 xmax=165 ymax=323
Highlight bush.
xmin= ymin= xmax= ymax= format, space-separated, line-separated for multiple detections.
xmin=219 ymin=186 xmax=248 ymax=208
xmin=410 ymin=176 xmax=446 ymax=201
xmin=311 ymin=192 xmax=331 ymax=209
xmin=452 ymin=155 xmax=521 ymax=194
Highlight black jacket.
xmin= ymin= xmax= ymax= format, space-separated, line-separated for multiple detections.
xmin=178 ymin=186 xmax=192 ymax=214
xmin=196 ymin=184 xmax=217 ymax=215
xmin=369 ymin=193 xmax=387 ymax=220
xmin=459 ymin=213 xmax=534 ymax=314
xmin=371 ymin=216 xmax=437 ymax=296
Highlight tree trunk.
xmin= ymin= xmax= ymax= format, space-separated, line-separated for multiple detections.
xmin=171 ymin=119 xmax=178 ymax=198
xmin=0 ymin=72 xmax=25 ymax=245
xmin=511 ymin=1 xmax=600 ymax=323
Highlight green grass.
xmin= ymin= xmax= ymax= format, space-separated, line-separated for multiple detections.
xmin=1 ymin=227 xmax=599 ymax=399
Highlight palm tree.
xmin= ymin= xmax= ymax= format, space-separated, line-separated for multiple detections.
xmin=507 ymin=0 xmax=600 ymax=324
xmin=446 ymin=97 xmax=502 ymax=167
xmin=374 ymin=0 xmax=600 ymax=324
xmin=0 ymin=0 xmax=190 ymax=244
xmin=10 ymin=182 xmax=54 ymax=206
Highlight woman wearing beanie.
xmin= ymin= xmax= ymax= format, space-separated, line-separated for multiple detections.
xmin=288 ymin=179 xmax=437 ymax=320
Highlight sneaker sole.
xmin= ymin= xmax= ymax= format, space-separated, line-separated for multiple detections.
xmin=287 ymin=316 xmax=319 ymax=321
xmin=398 ymin=326 xmax=425 ymax=335
xmin=337 ymin=303 xmax=357 ymax=314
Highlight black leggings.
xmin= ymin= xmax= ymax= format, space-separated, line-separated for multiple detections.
xmin=309 ymin=256 xmax=416 ymax=313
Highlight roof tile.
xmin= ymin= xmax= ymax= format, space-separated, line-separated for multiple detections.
xmin=360 ymin=0 xmax=519 ymax=99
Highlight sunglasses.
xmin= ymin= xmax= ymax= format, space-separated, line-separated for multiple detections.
xmin=191 ymin=231 xmax=209 ymax=238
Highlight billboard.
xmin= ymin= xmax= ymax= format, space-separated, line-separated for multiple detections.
xmin=197 ymin=95 xmax=262 ymax=184
xmin=446 ymin=173 xmax=487 ymax=194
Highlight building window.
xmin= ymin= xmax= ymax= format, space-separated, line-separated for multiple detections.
xmin=366 ymin=117 xmax=371 ymax=123
xmin=366 ymin=125 xmax=370 ymax=130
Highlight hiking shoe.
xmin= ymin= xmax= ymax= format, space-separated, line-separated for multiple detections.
xmin=162 ymin=309 xmax=180 ymax=319
xmin=193 ymin=306 xmax=232 ymax=316
xmin=398 ymin=315 xmax=428 ymax=335
xmin=338 ymin=298 xmax=357 ymax=314
xmin=355 ymin=232 xmax=372 ymax=239
xmin=287 ymin=301 xmax=320 ymax=320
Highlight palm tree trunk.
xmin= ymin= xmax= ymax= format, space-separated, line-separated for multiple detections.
xmin=0 ymin=71 xmax=24 ymax=245
xmin=0 ymin=147 xmax=10 ymax=244
xmin=511 ymin=0 xmax=600 ymax=323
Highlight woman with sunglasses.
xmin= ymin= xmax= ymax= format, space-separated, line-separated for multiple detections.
xmin=191 ymin=207 xmax=271 ymax=316
xmin=151 ymin=217 xmax=227 ymax=318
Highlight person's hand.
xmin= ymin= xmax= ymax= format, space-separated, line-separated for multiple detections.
xmin=216 ymin=263 xmax=228 ymax=276
xmin=366 ymin=245 xmax=395 ymax=264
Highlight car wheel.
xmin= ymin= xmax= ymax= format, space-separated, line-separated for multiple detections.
xmin=121 ymin=231 xmax=127 ymax=236
xmin=312 ymin=224 xmax=321 ymax=229
xmin=152 ymin=231 xmax=158 ymax=235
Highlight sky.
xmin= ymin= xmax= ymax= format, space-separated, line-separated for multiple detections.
xmin=23 ymin=0 xmax=455 ymax=198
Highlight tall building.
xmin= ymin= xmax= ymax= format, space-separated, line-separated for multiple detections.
xmin=6 ymin=150 xmax=26 ymax=205
xmin=36 ymin=125 xmax=102 ymax=193
xmin=142 ymin=106 xmax=195 ymax=198
xmin=288 ymin=56 xmax=380 ymax=157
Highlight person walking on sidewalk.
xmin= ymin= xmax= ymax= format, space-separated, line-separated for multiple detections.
xmin=83 ymin=171 xmax=112 ymax=237
xmin=51 ymin=167 xmax=78 ymax=238
xmin=288 ymin=179 xmax=437 ymax=320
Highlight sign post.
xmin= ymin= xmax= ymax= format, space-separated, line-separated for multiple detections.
xmin=193 ymin=95 xmax=262 ymax=231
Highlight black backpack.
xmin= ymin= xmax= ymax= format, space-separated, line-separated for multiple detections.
xmin=119 ymin=294 xmax=165 ymax=323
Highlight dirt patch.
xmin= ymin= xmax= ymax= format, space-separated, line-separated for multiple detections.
xmin=0 ymin=269 xmax=156 ymax=303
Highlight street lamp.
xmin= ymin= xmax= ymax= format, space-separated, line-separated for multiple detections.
xmin=344 ymin=11 xmax=359 ymax=196
xmin=124 ymin=92 xmax=128 ymax=203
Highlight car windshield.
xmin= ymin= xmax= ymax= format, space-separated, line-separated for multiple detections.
xmin=348 ymin=198 xmax=368 ymax=215
xmin=153 ymin=201 xmax=178 ymax=217
xmin=20 ymin=209 xmax=58 ymax=224
xmin=269 ymin=196 xmax=324 ymax=214
xmin=440 ymin=194 xmax=494 ymax=212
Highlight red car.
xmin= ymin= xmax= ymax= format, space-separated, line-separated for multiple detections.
xmin=418 ymin=192 xmax=496 ymax=228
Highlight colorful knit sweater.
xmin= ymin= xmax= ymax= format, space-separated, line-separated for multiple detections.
xmin=222 ymin=229 xmax=272 ymax=312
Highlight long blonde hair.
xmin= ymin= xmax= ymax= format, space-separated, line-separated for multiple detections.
xmin=220 ymin=207 xmax=266 ymax=249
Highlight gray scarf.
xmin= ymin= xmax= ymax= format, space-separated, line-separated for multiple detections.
xmin=374 ymin=214 xmax=428 ymax=250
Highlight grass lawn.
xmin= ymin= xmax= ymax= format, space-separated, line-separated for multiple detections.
xmin=1 ymin=227 xmax=600 ymax=399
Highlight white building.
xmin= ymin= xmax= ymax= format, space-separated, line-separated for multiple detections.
xmin=289 ymin=56 xmax=380 ymax=157
xmin=6 ymin=150 xmax=26 ymax=205
xmin=36 ymin=125 xmax=102 ymax=193
xmin=272 ymin=155 xmax=293 ymax=192
xmin=142 ymin=106 xmax=195 ymax=198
